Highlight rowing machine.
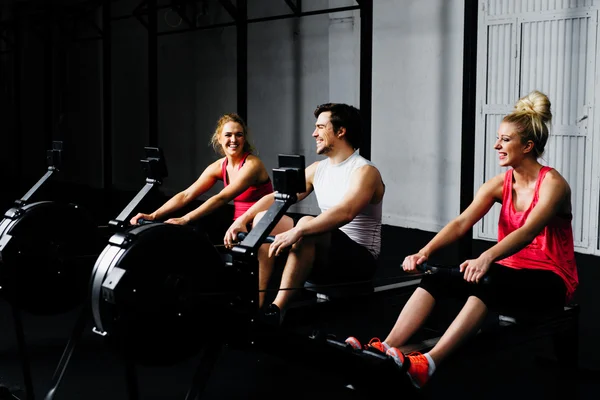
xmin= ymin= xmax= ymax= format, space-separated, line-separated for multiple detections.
xmin=44 ymin=146 xmax=170 ymax=400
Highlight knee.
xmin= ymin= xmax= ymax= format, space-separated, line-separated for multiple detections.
xmin=293 ymin=216 xmax=317 ymax=249
xmin=290 ymin=237 xmax=313 ymax=253
xmin=295 ymin=215 xmax=315 ymax=228
xmin=466 ymin=295 xmax=489 ymax=313
xmin=286 ymin=216 xmax=316 ymax=252
xmin=253 ymin=211 xmax=268 ymax=226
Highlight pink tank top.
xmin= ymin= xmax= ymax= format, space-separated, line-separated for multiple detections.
xmin=497 ymin=166 xmax=578 ymax=301
xmin=221 ymin=153 xmax=274 ymax=220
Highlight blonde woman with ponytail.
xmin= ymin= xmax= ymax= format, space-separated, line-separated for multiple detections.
xmin=344 ymin=90 xmax=578 ymax=389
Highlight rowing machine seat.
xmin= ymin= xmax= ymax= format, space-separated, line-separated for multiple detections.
xmin=303 ymin=279 xmax=374 ymax=301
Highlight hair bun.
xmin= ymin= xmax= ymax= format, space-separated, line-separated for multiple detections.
xmin=515 ymin=90 xmax=552 ymax=124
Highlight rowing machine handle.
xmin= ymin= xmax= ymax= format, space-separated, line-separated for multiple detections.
xmin=416 ymin=262 xmax=491 ymax=284
xmin=136 ymin=218 xmax=155 ymax=225
xmin=236 ymin=231 xmax=275 ymax=243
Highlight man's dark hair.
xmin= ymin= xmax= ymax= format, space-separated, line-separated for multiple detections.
xmin=314 ymin=103 xmax=362 ymax=150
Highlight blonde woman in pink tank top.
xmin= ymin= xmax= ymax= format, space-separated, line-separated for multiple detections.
xmin=345 ymin=90 xmax=578 ymax=390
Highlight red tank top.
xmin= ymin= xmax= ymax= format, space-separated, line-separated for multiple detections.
xmin=497 ymin=166 xmax=578 ymax=301
xmin=221 ymin=153 xmax=274 ymax=220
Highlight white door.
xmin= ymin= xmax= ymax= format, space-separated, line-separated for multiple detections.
xmin=474 ymin=1 xmax=599 ymax=254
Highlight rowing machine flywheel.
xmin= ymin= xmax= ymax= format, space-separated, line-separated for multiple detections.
xmin=0 ymin=201 xmax=99 ymax=315
xmin=90 ymin=222 xmax=228 ymax=366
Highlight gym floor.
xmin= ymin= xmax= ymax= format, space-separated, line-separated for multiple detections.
xmin=1 ymin=190 xmax=599 ymax=399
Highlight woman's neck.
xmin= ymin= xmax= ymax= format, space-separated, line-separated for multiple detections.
xmin=227 ymin=152 xmax=246 ymax=169
xmin=511 ymin=157 xmax=543 ymax=187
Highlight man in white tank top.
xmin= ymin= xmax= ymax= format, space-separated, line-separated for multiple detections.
xmin=224 ymin=103 xmax=385 ymax=325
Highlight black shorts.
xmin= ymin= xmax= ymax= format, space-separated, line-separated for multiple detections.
xmin=307 ymin=229 xmax=378 ymax=284
xmin=419 ymin=263 xmax=566 ymax=316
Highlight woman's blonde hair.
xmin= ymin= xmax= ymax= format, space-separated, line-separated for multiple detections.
xmin=210 ymin=113 xmax=255 ymax=155
xmin=503 ymin=90 xmax=552 ymax=158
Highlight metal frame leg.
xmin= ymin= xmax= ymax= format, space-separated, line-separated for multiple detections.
xmin=12 ymin=305 xmax=35 ymax=400
xmin=44 ymin=305 xmax=90 ymax=400
xmin=124 ymin=360 xmax=139 ymax=400
xmin=184 ymin=344 xmax=224 ymax=400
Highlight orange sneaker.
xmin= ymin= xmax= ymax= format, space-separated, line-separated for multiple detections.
xmin=385 ymin=347 xmax=407 ymax=368
xmin=386 ymin=349 xmax=430 ymax=389
xmin=344 ymin=336 xmax=362 ymax=350
xmin=364 ymin=337 xmax=387 ymax=355
xmin=343 ymin=337 xmax=388 ymax=355
xmin=405 ymin=352 xmax=431 ymax=388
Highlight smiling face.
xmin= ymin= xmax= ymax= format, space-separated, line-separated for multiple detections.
xmin=312 ymin=111 xmax=337 ymax=155
xmin=494 ymin=121 xmax=533 ymax=167
xmin=219 ymin=121 xmax=245 ymax=157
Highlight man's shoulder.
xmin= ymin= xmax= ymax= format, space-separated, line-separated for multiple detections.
xmin=351 ymin=154 xmax=380 ymax=173
xmin=308 ymin=160 xmax=322 ymax=170
xmin=351 ymin=151 xmax=376 ymax=165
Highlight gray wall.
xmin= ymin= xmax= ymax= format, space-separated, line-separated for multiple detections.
xmin=104 ymin=0 xmax=351 ymax=218
xmin=107 ymin=0 xmax=465 ymax=225
xmin=3 ymin=0 xmax=465 ymax=229
xmin=372 ymin=0 xmax=465 ymax=232
xmin=108 ymin=0 xmax=362 ymax=216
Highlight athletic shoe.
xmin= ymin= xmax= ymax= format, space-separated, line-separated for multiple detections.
xmin=386 ymin=348 xmax=430 ymax=388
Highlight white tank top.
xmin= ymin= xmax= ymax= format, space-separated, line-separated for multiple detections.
xmin=313 ymin=150 xmax=382 ymax=258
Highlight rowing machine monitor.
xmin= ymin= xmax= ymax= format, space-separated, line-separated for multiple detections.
xmin=46 ymin=140 xmax=63 ymax=169
xmin=13 ymin=141 xmax=63 ymax=208
xmin=273 ymin=154 xmax=306 ymax=195
xmin=108 ymin=147 xmax=168 ymax=230
xmin=233 ymin=154 xmax=306 ymax=256
xmin=140 ymin=146 xmax=168 ymax=182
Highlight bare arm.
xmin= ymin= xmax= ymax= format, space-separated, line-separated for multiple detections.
xmin=223 ymin=161 xmax=316 ymax=245
xmin=177 ymin=156 xmax=269 ymax=223
xmin=129 ymin=158 xmax=221 ymax=225
xmin=403 ymin=172 xmax=504 ymax=270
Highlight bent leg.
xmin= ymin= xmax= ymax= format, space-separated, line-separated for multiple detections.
xmin=272 ymin=216 xmax=328 ymax=311
xmin=384 ymin=272 xmax=475 ymax=349
xmin=428 ymin=295 xmax=488 ymax=366
xmin=254 ymin=212 xmax=294 ymax=308
xmin=384 ymin=287 xmax=437 ymax=348
xmin=422 ymin=266 xmax=564 ymax=366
